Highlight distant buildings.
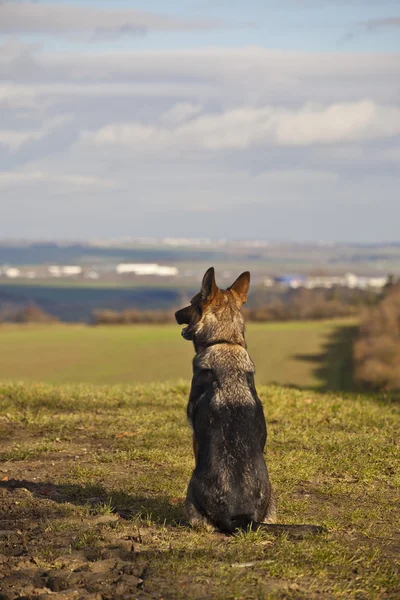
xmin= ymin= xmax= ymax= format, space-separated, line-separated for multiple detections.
xmin=0 ymin=262 xmax=180 ymax=280
xmin=48 ymin=266 xmax=83 ymax=277
xmin=0 ymin=261 xmax=386 ymax=289
xmin=4 ymin=268 xmax=21 ymax=278
xmin=116 ymin=263 xmax=179 ymax=277
xmin=274 ymin=275 xmax=307 ymax=289
xmin=272 ymin=273 xmax=388 ymax=290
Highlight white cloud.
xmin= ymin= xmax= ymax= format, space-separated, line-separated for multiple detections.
xmin=0 ymin=170 xmax=118 ymax=189
xmin=0 ymin=38 xmax=42 ymax=80
xmin=272 ymin=101 xmax=400 ymax=145
xmin=0 ymin=81 xmax=217 ymax=103
xmin=1 ymin=41 xmax=399 ymax=106
xmin=0 ymin=116 xmax=71 ymax=150
xmin=0 ymin=129 xmax=44 ymax=150
xmin=85 ymin=101 xmax=400 ymax=154
xmin=0 ymin=3 xmax=223 ymax=35
xmin=161 ymin=103 xmax=203 ymax=126
xmin=0 ymin=82 xmax=37 ymax=109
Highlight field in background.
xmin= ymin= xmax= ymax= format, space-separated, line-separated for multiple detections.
xmin=0 ymin=382 xmax=398 ymax=598
xmin=0 ymin=319 xmax=357 ymax=389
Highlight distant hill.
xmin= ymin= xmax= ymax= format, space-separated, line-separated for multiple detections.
xmin=0 ymin=243 xmax=234 ymax=266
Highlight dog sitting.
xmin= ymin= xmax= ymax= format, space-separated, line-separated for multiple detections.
xmin=175 ymin=267 xmax=324 ymax=537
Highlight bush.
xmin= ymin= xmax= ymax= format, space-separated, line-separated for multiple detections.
xmin=353 ymin=284 xmax=400 ymax=390
xmin=92 ymin=308 xmax=174 ymax=325
xmin=12 ymin=305 xmax=59 ymax=323
xmin=244 ymin=288 xmax=359 ymax=322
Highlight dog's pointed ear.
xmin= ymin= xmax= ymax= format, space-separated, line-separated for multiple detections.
xmin=201 ymin=267 xmax=218 ymax=301
xmin=229 ymin=271 xmax=250 ymax=305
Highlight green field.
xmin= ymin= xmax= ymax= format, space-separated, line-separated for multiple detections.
xmin=0 ymin=320 xmax=399 ymax=598
xmin=0 ymin=319 xmax=357 ymax=390
xmin=0 ymin=382 xmax=398 ymax=598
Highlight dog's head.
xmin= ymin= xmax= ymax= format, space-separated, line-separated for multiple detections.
xmin=175 ymin=267 xmax=250 ymax=347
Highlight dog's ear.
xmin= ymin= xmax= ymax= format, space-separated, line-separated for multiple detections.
xmin=201 ymin=267 xmax=218 ymax=301
xmin=229 ymin=271 xmax=250 ymax=305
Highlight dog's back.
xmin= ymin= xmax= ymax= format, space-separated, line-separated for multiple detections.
xmin=187 ymin=344 xmax=275 ymax=532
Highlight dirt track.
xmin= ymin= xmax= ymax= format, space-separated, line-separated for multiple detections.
xmin=0 ymin=479 xmax=152 ymax=600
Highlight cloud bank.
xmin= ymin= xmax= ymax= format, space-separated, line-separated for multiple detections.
xmin=0 ymin=2 xmax=223 ymax=35
xmin=0 ymin=34 xmax=399 ymax=241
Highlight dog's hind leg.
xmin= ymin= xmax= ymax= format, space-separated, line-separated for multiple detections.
xmin=263 ymin=487 xmax=277 ymax=524
xmin=184 ymin=480 xmax=214 ymax=532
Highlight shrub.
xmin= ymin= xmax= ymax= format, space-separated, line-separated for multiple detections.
xmin=92 ymin=308 xmax=174 ymax=325
xmin=353 ymin=284 xmax=400 ymax=390
xmin=243 ymin=288 xmax=359 ymax=322
xmin=13 ymin=305 xmax=59 ymax=323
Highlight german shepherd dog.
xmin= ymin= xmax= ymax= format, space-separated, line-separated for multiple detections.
xmin=175 ymin=267 xmax=324 ymax=536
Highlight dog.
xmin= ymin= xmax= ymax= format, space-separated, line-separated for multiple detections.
xmin=175 ymin=267 xmax=324 ymax=537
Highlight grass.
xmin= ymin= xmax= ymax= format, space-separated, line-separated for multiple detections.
xmin=0 ymin=382 xmax=399 ymax=598
xmin=0 ymin=319 xmax=357 ymax=388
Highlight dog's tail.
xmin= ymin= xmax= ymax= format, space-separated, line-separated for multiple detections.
xmin=250 ymin=523 xmax=326 ymax=538
xmin=218 ymin=514 xmax=253 ymax=533
xmin=216 ymin=515 xmax=326 ymax=537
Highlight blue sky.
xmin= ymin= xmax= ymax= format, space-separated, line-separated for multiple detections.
xmin=0 ymin=0 xmax=399 ymax=241
xmin=15 ymin=0 xmax=400 ymax=53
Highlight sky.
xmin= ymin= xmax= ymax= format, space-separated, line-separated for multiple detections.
xmin=1 ymin=0 xmax=400 ymax=242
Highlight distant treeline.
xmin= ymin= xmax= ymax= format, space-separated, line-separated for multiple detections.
xmin=244 ymin=289 xmax=361 ymax=322
xmin=0 ymin=286 xmax=387 ymax=326
xmin=92 ymin=308 xmax=175 ymax=325
xmin=0 ymin=305 xmax=60 ymax=324
xmin=92 ymin=287 xmax=380 ymax=325
xmin=354 ymin=281 xmax=400 ymax=391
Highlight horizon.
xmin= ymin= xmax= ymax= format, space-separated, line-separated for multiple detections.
xmin=1 ymin=236 xmax=400 ymax=248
